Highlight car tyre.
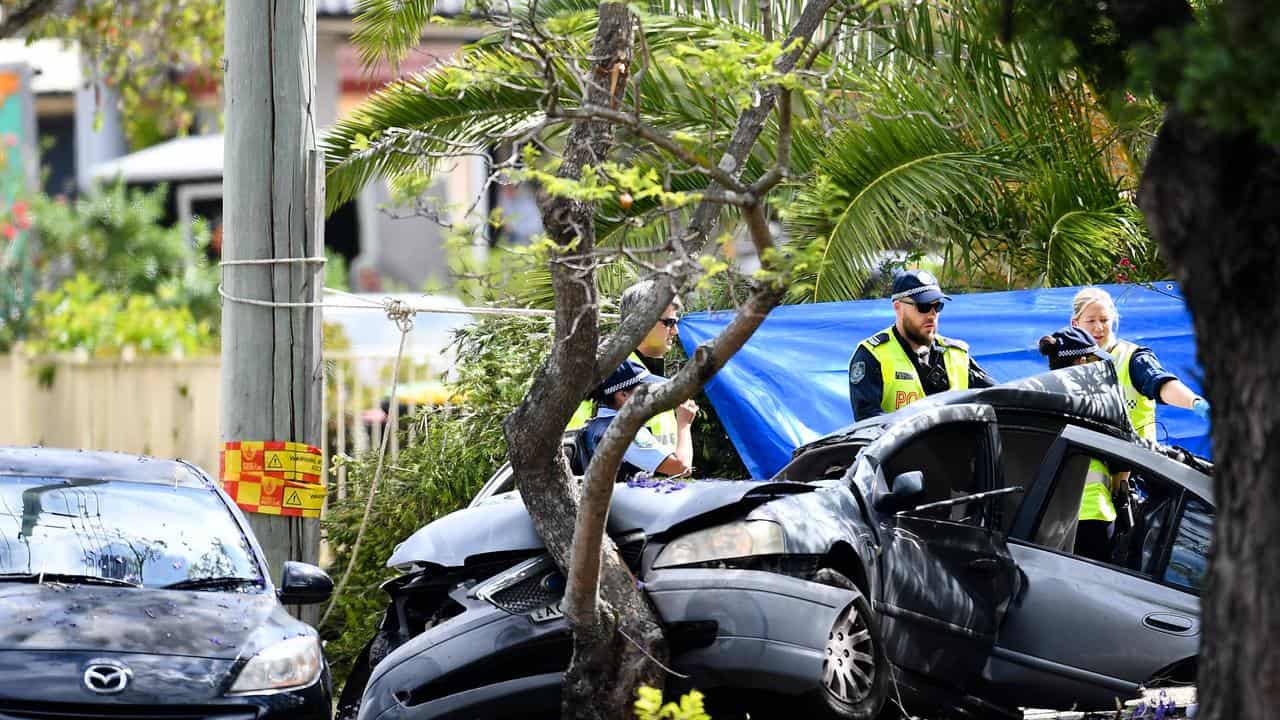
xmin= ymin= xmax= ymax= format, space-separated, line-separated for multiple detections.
xmin=811 ymin=568 xmax=890 ymax=720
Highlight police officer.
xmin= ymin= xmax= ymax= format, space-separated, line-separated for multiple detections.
xmin=1039 ymin=326 xmax=1120 ymax=561
xmin=848 ymin=269 xmax=995 ymax=421
xmin=1070 ymin=287 xmax=1209 ymax=440
xmin=579 ymin=358 xmax=696 ymax=481
xmin=568 ymin=287 xmax=687 ymax=446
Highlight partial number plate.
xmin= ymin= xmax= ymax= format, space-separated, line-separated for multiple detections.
xmin=529 ymin=601 xmax=564 ymax=624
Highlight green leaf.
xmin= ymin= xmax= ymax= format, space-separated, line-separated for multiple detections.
xmin=351 ymin=0 xmax=437 ymax=67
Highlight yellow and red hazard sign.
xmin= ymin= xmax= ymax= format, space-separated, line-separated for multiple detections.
xmin=220 ymin=441 xmax=326 ymax=518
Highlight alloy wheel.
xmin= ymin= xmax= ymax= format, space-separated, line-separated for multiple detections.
xmin=822 ymin=600 xmax=877 ymax=704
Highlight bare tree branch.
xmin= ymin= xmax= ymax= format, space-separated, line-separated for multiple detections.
xmin=565 ymin=277 xmax=785 ymax=629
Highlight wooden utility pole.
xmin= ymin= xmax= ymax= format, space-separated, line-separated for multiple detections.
xmin=221 ymin=0 xmax=324 ymax=617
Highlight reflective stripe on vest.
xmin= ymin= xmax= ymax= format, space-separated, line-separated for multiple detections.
xmin=1078 ymin=458 xmax=1117 ymax=523
xmin=568 ymin=353 xmax=676 ymax=443
xmin=861 ymin=327 xmax=970 ymax=413
xmin=1110 ymin=339 xmax=1157 ymax=441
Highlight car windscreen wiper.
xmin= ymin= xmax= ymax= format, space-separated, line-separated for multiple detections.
xmin=162 ymin=576 xmax=263 ymax=591
xmin=0 ymin=572 xmax=141 ymax=588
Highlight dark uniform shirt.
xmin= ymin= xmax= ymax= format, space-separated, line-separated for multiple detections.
xmin=848 ymin=327 xmax=996 ymax=421
xmin=1120 ymin=345 xmax=1178 ymax=401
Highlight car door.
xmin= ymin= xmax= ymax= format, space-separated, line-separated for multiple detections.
xmin=988 ymin=424 xmax=1211 ymax=709
xmin=866 ymin=404 xmax=1023 ymax=687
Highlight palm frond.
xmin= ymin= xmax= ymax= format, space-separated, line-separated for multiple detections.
xmin=322 ymin=46 xmax=557 ymax=211
xmin=1043 ymin=204 xmax=1147 ymax=286
xmin=351 ymin=0 xmax=438 ymax=68
xmin=786 ymin=108 xmax=1016 ymax=302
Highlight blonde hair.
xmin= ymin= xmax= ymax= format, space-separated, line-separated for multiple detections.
xmin=1071 ymin=287 xmax=1119 ymax=333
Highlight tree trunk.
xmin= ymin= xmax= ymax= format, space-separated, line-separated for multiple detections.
xmin=1139 ymin=108 xmax=1280 ymax=719
xmin=500 ymin=4 xmax=667 ymax=720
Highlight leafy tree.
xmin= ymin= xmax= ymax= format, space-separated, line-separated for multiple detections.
xmin=327 ymin=2 xmax=1166 ymax=307
xmin=6 ymin=0 xmax=224 ymax=145
xmin=785 ymin=2 xmax=1165 ymax=298
xmin=326 ymin=0 xmax=839 ymax=716
xmin=30 ymin=182 xmax=217 ymax=301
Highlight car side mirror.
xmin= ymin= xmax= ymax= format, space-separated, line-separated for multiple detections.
xmin=278 ymin=561 xmax=333 ymax=605
xmin=874 ymin=471 xmax=926 ymax=514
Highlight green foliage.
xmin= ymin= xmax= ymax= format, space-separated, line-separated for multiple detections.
xmin=635 ymin=686 xmax=710 ymax=720
xmin=1135 ymin=3 xmax=1280 ymax=146
xmin=23 ymin=273 xmax=216 ymax=358
xmin=785 ymin=1 xmax=1165 ymax=298
xmin=323 ymin=43 xmax=552 ymax=212
xmin=327 ymin=0 xmax=1169 ymax=313
xmin=1 ymin=181 xmax=219 ymax=352
xmin=31 ymin=181 xmax=221 ymax=322
xmin=319 ymin=316 xmax=554 ymax=688
xmin=350 ymin=0 xmax=441 ymax=68
xmin=27 ymin=0 xmax=224 ymax=146
xmin=326 ymin=249 xmax=351 ymax=292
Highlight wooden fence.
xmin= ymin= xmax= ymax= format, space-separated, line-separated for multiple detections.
xmin=1 ymin=350 xmax=436 ymax=498
xmin=1 ymin=352 xmax=223 ymax=472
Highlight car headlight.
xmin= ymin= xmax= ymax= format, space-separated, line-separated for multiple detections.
xmin=653 ymin=520 xmax=785 ymax=569
xmin=227 ymin=635 xmax=323 ymax=695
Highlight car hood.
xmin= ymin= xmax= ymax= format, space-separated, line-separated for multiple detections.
xmin=0 ymin=583 xmax=302 ymax=660
xmin=388 ymin=480 xmax=816 ymax=568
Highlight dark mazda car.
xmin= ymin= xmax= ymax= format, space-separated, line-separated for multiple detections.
xmin=0 ymin=447 xmax=334 ymax=718
xmin=344 ymin=363 xmax=1213 ymax=720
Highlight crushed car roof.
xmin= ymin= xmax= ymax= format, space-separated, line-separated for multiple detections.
xmin=0 ymin=447 xmax=211 ymax=489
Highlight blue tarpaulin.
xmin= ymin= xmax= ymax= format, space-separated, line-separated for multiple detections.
xmin=679 ymin=283 xmax=1209 ymax=479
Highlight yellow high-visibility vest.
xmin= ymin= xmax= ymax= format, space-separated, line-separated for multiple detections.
xmin=859 ymin=327 xmax=970 ymax=413
xmin=1079 ymin=458 xmax=1118 ymax=523
xmin=1109 ymin=339 xmax=1157 ymax=441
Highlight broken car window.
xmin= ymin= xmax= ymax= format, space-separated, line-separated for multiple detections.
xmin=996 ymin=427 xmax=1058 ymax=533
xmin=881 ymin=422 xmax=984 ymax=524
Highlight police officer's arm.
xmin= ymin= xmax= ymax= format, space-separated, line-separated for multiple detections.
xmin=848 ymin=346 xmax=885 ymax=421
xmin=968 ymin=357 xmax=997 ymax=388
xmin=623 ymin=428 xmax=682 ymax=475
xmin=655 ymin=400 xmax=695 ymax=475
xmin=1128 ymin=349 xmax=1202 ymax=409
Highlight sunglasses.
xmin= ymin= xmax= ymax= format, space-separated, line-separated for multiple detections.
xmin=903 ymin=300 xmax=944 ymax=315
xmin=658 ymin=318 xmax=679 ymax=329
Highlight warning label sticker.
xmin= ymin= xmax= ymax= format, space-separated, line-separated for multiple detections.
xmin=220 ymin=441 xmax=326 ymax=518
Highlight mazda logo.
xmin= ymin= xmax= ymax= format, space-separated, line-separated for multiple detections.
xmin=83 ymin=660 xmax=131 ymax=694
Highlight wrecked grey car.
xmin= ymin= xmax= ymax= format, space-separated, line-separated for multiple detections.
xmin=341 ymin=362 xmax=1213 ymax=720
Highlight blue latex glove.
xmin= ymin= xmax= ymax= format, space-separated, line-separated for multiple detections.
xmin=1192 ymin=396 xmax=1211 ymax=420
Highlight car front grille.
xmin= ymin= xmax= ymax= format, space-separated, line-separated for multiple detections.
xmin=0 ymin=705 xmax=255 ymax=720
xmin=490 ymin=571 xmax=562 ymax=613
xmin=473 ymin=555 xmax=565 ymax=615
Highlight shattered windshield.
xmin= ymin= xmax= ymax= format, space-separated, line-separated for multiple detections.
xmin=0 ymin=475 xmax=263 ymax=590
